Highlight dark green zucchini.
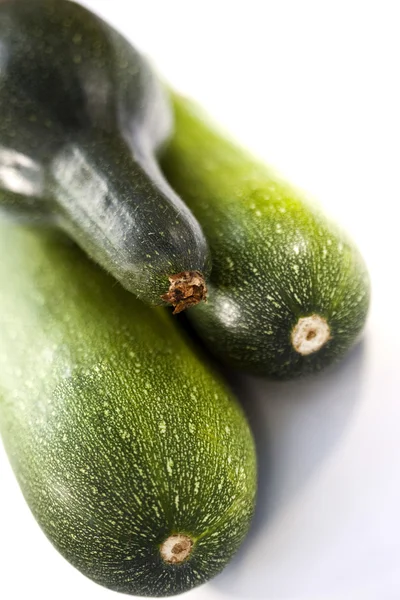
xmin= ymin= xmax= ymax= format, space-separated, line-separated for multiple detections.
xmin=0 ymin=220 xmax=256 ymax=597
xmin=0 ymin=0 xmax=209 ymax=313
xmin=161 ymin=95 xmax=370 ymax=378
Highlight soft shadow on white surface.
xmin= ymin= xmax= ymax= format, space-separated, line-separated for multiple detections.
xmin=213 ymin=341 xmax=366 ymax=598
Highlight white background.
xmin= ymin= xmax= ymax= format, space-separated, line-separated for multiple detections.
xmin=1 ymin=1 xmax=400 ymax=599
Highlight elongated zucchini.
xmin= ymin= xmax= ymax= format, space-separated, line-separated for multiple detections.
xmin=0 ymin=221 xmax=256 ymax=597
xmin=161 ymin=96 xmax=370 ymax=378
xmin=0 ymin=0 xmax=209 ymax=313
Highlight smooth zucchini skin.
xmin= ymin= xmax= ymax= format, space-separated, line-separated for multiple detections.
xmin=0 ymin=0 xmax=209 ymax=310
xmin=161 ymin=96 xmax=370 ymax=378
xmin=0 ymin=222 xmax=256 ymax=597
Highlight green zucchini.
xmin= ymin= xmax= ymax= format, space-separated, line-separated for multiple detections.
xmin=0 ymin=0 xmax=209 ymax=313
xmin=161 ymin=96 xmax=370 ymax=378
xmin=0 ymin=221 xmax=256 ymax=597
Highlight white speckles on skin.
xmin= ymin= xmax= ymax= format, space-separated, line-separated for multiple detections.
xmin=133 ymin=493 xmax=142 ymax=506
xmin=175 ymin=494 xmax=179 ymax=510
xmin=167 ymin=458 xmax=174 ymax=476
xmin=225 ymin=256 xmax=234 ymax=269
xmin=188 ymin=422 xmax=195 ymax=434
xmin=159 ymin=420 xmax=166 ymax=434
xmin=255 ymin=210 xmax=262 ymax=217
xmin=124 ymin=555 xmax=134 ymax=562
xmin=225 ymin=426 xmax=230 ymax=435
xmin=293 ymin=244 xmax=300 ymax=255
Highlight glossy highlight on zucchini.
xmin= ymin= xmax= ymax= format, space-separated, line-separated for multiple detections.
xmin=161 ymin=95 xmax=370 ymax=378
xmin=0 ymin=220 xmax=256 ymax=597
xmin=0 ymin=0 xmax=209 ymax=312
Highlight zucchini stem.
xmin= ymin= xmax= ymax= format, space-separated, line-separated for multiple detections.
xmin=161 ymin=270 xmax=207 ymax=314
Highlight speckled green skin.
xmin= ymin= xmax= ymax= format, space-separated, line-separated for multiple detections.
xmin=0 ymin=222 xmax=256 ymax=597
xmin=161 ymin=97 xmax=370 ymax=378
xmin=0 ymin=0 xmax=209 ymax=304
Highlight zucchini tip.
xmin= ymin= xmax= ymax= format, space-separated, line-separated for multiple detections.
xmin=160 ymin=534 xmax=194 ymax=564
xmin=291 ymin=314 xmax=331 ymax=355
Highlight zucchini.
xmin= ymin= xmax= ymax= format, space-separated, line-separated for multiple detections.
xmin=0 ymin=221 xmax=256 ymax=597
xmin=161 ymin=96 xmax=370 ymax=378
xmin=0 ymin=0 xmax=209 ymax=313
